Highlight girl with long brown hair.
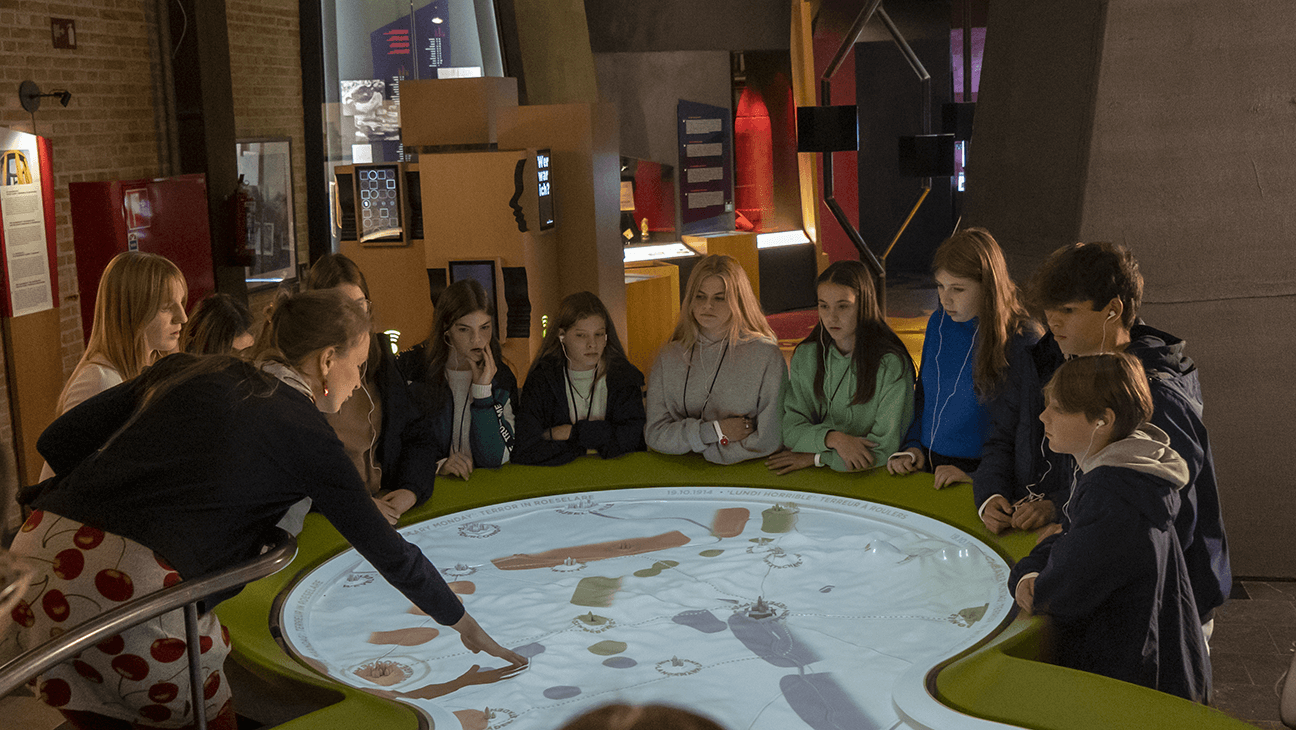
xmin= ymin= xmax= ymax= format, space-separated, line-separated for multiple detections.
xmin=645 ymin=255 xmax=785 ymax=464
xmin=768 ymin=260 xmax=914 ymax=474
xmin=886 ymin=227 xmax=1041 ymax=487
xmin=399 ymin=279 xmax=517 ymax=480
xmin=514 ymin=291 xmax=646 ymax=465
xmin=304 ymin=253 xmax=432 ymax=524
xmin=181 ymin=292 xmax=255 ymax=355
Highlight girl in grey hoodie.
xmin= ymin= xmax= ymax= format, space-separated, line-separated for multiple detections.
xmin=645 ymin=255 xmax=786 ymax=464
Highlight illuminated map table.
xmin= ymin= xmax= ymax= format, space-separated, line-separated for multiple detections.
xmin=278 ymin=487 xmax=1012 ymax=729
xmin=223 ymin=454 xmax=1250 ymax=730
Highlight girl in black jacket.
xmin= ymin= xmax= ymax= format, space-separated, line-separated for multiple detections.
xmin=305 ymin=254 xmax=431 ymax=524
xmin=515 ymin=291 xmax=646 ymax=465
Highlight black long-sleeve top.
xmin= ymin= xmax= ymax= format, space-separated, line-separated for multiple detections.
xmin=34 ymin=354 xmax=464 ymax=624
xmin=366 ymin=331 xmax=439 ymax=503
xmin=514 ymin=356 xmax=646 ymax=466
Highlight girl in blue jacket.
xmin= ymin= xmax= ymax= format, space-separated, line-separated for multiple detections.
xmin=514 ymin=291 xmax=646 ymax=465
xmin=886 ymin=228 xmax=1040 ymax=488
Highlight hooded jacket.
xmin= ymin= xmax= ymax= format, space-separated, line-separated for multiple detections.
xmin=977 ymin=322 xmax=1230 ymax=621
xmin=1124 ymin=323 xmax=1231 ymax=621
xmin=1008 ymin=424 xmax=1210 ymax=703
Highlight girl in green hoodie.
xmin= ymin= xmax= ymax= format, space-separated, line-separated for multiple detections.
xmin=768 ymin=261 xmax=915 ymax=474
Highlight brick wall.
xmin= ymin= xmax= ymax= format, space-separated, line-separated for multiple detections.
xmin=0 ymin=0 xmax=308 ymax=528
xmin=0 ymin=0 xmax=163 ymax=370
xmin=0 ymin=0 xmax=163 ymax=523
xmin=227 ymin=0 xmax=308 ymax=286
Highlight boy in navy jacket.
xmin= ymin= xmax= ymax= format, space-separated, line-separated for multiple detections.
xmin=979 ymin=242 xmax=1229 ymax=639
xmin=1009 ymin=353 xmax=1209 ymax=702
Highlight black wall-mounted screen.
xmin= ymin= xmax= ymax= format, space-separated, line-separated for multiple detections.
xmin=448 ymin=259 xmax=500 ymax=335
xmin=796 ymin=105 xmax=859 ymax=153
xmin=405 ymin=170 xmax=423 ymax=240
xmin=354 ymin=164 xmax=404 ymax=243
xmin=335 ymin=173 xmax=356 ymax=241
xmin=536 ymin=149 xmax=554 ymax=230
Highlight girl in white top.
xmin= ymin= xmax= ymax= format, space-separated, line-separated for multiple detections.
xmin=41 ymin=252 xmax=188 ymax=479
xmin=645 ymin=254 xmax=786 ymax=464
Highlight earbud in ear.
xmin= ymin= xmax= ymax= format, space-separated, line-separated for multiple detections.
xmin=1106 ymin=311 xmax=1116 ymax=320
xmin=559 ymin=335 xmax=565 ymax=343
xmin=1096 ymin=419 xmax=1106 ymax=427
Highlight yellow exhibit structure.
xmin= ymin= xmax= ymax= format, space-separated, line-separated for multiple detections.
xmin=623 ymin=260 xmax=680 ymax=376
xmin=333 ymin=78 xmax=621 ymax=381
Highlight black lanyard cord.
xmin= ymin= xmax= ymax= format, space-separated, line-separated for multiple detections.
xmin=682 ymin=339 xmax=730 ymax=420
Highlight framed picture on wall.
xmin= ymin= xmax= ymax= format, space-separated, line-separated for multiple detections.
xmin=236 ymin=137 xmax=297 ymax=290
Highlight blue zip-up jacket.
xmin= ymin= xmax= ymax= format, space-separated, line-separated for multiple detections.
xmin=972 ymin=329 xmax=1070 ymax=509
xmin=1124 ymin=324 xmax=1231 ymax=620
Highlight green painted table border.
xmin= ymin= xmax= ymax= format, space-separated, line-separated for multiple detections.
xmin=219 ymin=452 xmax=1249 ymax=729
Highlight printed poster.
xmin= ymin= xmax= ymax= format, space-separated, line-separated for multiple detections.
xmin=0 ymin=128 xmax=54 ymax=316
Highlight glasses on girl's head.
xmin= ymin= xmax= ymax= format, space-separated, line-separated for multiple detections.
xmin=353 ymin=298 xmax=372 ymax=314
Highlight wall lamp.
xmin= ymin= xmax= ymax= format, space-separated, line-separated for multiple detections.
xmin=18 ymin=81 xmax=72 ymax=136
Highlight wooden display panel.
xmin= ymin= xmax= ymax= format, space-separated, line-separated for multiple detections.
xmin=624 ymin=261 xmax=680 ymax=377
xmin=681 ymin=231 xmax=760 ymax=301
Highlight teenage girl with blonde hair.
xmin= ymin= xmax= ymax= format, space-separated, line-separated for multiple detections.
xmin=886 ymin=227 xmax=1041 ymax=487
xmin=40 ymin=252 xmax=188 ymax=482
xmin=56 ymin=251 xmax=189 ymax=414
xmin=645 ymin=254 xmax=785 ymax=464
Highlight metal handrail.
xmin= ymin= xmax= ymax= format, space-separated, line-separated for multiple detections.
xmin=0 ymin=529 xmax=297 ymax=727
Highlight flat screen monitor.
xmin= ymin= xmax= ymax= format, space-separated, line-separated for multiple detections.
xmin=354 ymin=164 xmax=404 ymax=244
xmin=536 ymin=149 xmax=554 ymax=231
xmin=448 ymin=259 xmax=500 ymax=335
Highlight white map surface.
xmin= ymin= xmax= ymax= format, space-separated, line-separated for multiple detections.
xmin=278 ymin=487 xmax=1014 ymax=730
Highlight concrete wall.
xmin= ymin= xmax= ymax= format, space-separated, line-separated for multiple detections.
xmin=964 ymin=0 xmax=1296 ymax=577
xmin=515 ymin=0 xmax=598 ymax=104
xmin=584 ymin=0 xmax=788 ymax=53
xmin=593 ymin=51 xmax=731 ymax=166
